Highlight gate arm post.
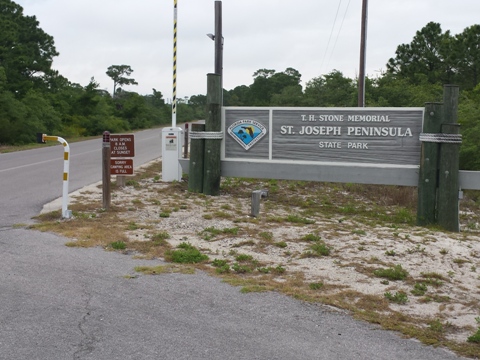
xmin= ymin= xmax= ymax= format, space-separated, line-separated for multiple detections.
xmin=38 ymin=133 xmax=72 ymax=219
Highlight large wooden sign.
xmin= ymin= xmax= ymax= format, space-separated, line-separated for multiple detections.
xmin=224 ymin=108 xmax=424 ymax=166
xmin=110 ymin=134 xmax=135 ymax=157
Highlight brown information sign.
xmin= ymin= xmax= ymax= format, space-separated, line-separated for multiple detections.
xmin=110 ymin=134 xmax=135 ymax=157
xmin=110 ymin=159 xmax=134 ymax=175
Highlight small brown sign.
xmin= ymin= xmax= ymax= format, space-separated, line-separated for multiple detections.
xmin=110 ymin=134 xmax=135 ymax=157
xmin=110 ymin=159 xmax=134 ymax=175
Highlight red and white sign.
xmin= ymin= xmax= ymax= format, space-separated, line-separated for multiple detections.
xmin=110 ymin=159 xmax=134 ymax=175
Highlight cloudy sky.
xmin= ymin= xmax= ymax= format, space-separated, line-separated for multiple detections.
xmin=16 ymin=0 xmax=480 ymax=100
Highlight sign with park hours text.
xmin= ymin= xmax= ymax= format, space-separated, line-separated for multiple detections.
xmin=110 ymin=134 xmax=135 ymax=157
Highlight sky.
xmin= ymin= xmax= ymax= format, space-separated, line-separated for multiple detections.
xmin=16 ymin=0 xmax=480 ymax=100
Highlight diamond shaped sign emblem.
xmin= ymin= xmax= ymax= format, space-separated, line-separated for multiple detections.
xmin=227 ymin=119 xmax=267 ymax=151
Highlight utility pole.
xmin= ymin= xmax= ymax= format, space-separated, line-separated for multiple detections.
xmin=214 ymin=1 xmax=223 ymax=104
xmin=358 ymin=0 xmax=368 ymax=107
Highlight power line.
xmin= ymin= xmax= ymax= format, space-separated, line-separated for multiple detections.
xmin=326 ymin=0 xmax=352 ymax=70
xmin=319 ymin=0 xmax=343 ymax=74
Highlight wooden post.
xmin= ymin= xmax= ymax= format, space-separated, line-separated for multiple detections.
xmin=102 ymin=131 xmax=111 ymax=210
xmin=188 ymin=123 xmax=205 ymax=193
xmin=437 ymin=85 xmax=460 ymax=232
xmin=203 ymin=73 xmax=222 ymax=195
xmin=183 ymin=123 xmax=189 ymax=158
xmin=417 ymin=103 xmax=443 ymax=226
xmin=358 ymin=0 xmax=368 ymax=107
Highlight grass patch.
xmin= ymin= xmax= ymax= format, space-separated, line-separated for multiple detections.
xmin=259 ymin=231 xmax=273 ymax=241
xmin=235 ymin=254 xmax=254 ymax=262
xmin=232 ymin=263 xmax=254 ymax=273
xmin=420 ymin=272 xmax=446 ymax=287
xmin=309 ymin=282 xmax=324 ymax=290
xmin=302 ymin=241 xmax=331 ymax=257
xmin=384 ymin=291 xmax=408 ymax=304
xmin=134 ymin=264 xmax=195 ymax=275
xmin=201 ymin=226 xmax=239 ymax=241
xmin=411 ymin=283 xmax=428 ymax=296
xmin=373 ymin=265 xmax=408 ymax=281
xmin=110 ymin=241 xmax=126 ymax=250
xmin=301 ymin=233 xmax=321 ymax=242
xmin=165 ymin=242 xmax=209 ymax=264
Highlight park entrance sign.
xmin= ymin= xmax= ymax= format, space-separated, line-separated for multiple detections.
xmin=182 ymin=84 xmax=480 ymax=232
xmin=224 ymin=107 xmax=424 ymax=166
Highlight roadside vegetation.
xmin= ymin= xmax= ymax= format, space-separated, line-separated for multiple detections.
xmin=2 ymin=2 xmax=480 ymax=171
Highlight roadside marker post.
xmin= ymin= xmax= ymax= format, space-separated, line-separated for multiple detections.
xmin=37 ymin=133 xmax=72 ymax=219
xmin=102 ymin=131 xmax=111 ymax=210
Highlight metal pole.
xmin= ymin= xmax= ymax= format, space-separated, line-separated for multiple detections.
xmin=172 ymin=0 xmax=178 ymax=127
xmin=358 ymin=0 xmax=368 ymax=107
xmin=42 ymin=135 xmax=72 ymax=219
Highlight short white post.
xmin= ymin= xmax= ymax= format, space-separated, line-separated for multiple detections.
xmin=43 ymin=135 xmax=72 ymax=219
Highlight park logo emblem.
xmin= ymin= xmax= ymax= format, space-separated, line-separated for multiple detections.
xmin=227 ymin=119 xmax=267 ymax=151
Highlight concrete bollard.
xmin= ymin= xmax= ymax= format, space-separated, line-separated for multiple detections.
xmin=251 ymin=190 xmax=269 ymax=217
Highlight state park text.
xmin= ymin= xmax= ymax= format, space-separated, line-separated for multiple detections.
xmin=223 ymin=108 xmax=423 ymax=165
xmin=280 ymin=113 xmax=413 ymax=150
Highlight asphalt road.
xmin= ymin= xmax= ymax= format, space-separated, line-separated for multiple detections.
xmin=0 ymin=128 xmax=164 ymax=226
xmin=0 ymin=128 xmax=467 ymax=359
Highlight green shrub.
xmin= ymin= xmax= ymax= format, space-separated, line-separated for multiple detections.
xmin=374 ymin=265 xmax=408 ymax=281
xmin=411 ymin=283 xmax=427 ymax=296
xmin=110 ymin=241 xmax=126 ymax=250
xmin=167 ymin=242 xmax=208 ymax=263
xmin=310 ymin=242 xmax=331 ymax=256
xmin=302 ymin=233 xmax=321 ymax=242
xmin=384 ymin=291 xmax=408 ymax=304
xmin=467 ymin=329 xmax=480 ymax=343
xmin=309 ymin=282 xmax=324 ymax=290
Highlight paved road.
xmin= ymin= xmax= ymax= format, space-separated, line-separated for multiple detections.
xmin=0 ymin=129 xmax=467 ymax=359
xmin=0 ymin=128 xmax=164 ymax=226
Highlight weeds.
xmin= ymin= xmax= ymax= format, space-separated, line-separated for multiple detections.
xmin=110 ymin=241 xmax=126 ymax=250
xmin=309 ymin=282 xmax=324 ymax=290
xmin=301 ymin=233 xmax=321 ymax=242
xmin=165 ymin=242 xmax=209 ymax=264
xmin=467 ymin=317 xmax=480 ymax=343
xmin=384 ymin=291 xmax=408 ymax=304
xmin=303 ymin=242 xmax=331 ymax=257
xmin=373 ymin=265 xmax=408 ymax=281
xmin=411 ymin=283 xmax=428 ymax=296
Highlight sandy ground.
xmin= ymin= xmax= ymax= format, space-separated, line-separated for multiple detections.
xmin=43 ymin=171 xmax=480 ymax=345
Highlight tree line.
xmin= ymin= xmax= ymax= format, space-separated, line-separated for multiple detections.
xmin=1 ymin=0 xmax=479 ymax=169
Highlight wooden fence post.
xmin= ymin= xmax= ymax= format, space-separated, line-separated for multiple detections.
xmin=417 ymin=103 xmax=443 ymax=226
xmin=437 ymin=85 xmax=460 ymax=232
xmin=188 ymin=123 xmax=205 ymax=193
xmin=203 ymin=73 xmax=222 ymax=196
